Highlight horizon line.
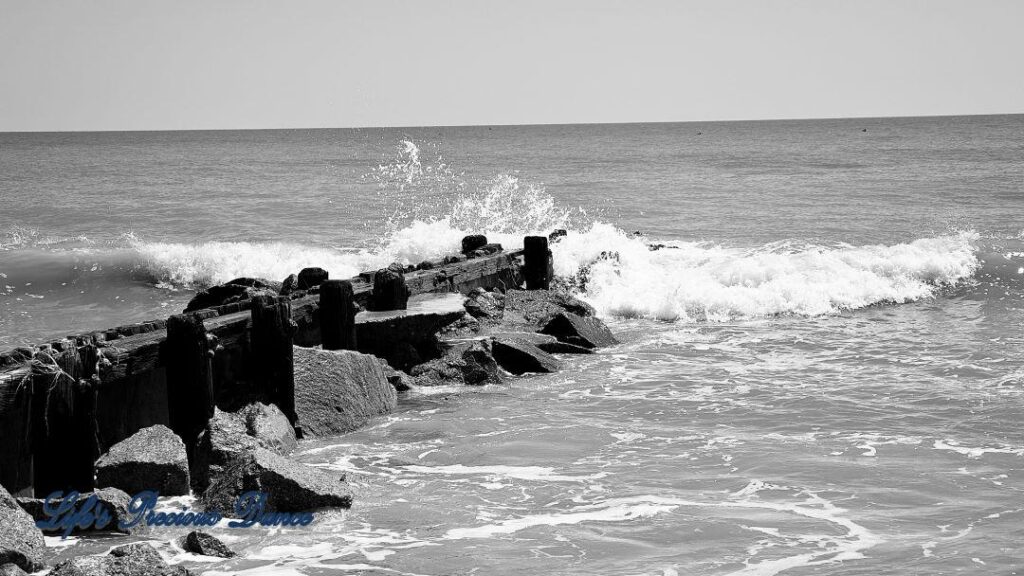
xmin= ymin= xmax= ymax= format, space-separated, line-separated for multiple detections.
xmin=2 ymin=111 xmax=1022 ymax=135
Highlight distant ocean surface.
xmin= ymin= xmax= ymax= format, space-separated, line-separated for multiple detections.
xmin=2 ymin=116 xmax=1023 ymax=575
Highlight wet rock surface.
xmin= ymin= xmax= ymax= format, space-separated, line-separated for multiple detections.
xmin=410 ymin=340 xmax=501 ymax=386
xmin=179 ymin=531 xmax=236 ymax=558
xmin=18 ymin=487 xmax=139 ymax=535
xmin=293 ymin=347 xmax=397 ymax=436
xmin=95 ymin=424 xmax=190 ymax=496
xmin=491 ymin=337 xmax=563 ymax=375
xmin=191 ymin=404 xmax=295 ymax=493
xmin=0 ymin=483 xmax=45 ymax=572
xmin=183 ymin=278 xmax=279 ymax=313
xmin=201 ymin=447 xmax=352 ymax=514
xmin=237 ymin=402 xmax=297 ymax=455
xmin=50 ymin=542 xmax=192 ymax=576
xmin=540 ymin=311 xmax=619 ymax=349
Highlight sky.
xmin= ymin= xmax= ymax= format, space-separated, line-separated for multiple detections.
xmin=1 ymin=0 xmax=1022 ymax=131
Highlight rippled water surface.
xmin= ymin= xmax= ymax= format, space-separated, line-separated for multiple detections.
xmin=6 ymin=115 xmax=1024 ymax=574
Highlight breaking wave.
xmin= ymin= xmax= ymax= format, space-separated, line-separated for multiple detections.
xmin=0 ymin=139 xmax=993 ymax=323
xmin=554 ymin=225 xmax=981 ymax=321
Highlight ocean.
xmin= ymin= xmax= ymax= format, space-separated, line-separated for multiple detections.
xmin=2 ymin=115 xmax=1023 ymax=575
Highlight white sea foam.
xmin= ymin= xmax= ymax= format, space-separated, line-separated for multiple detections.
xmin=932 ymin=439 xmax=1024 ymax=458
xmin=554 ymin=224 xmax=979 ymax=321
xmin=82 ymin=138 xmax=979 ymax=323
xmin=404 ymin=464 xmax=607 ymax=483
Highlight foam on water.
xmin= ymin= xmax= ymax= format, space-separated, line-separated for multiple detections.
xmin=553 ymin=223 xmax=980 ymax=321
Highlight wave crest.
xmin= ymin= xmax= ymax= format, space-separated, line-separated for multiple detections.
xmin=555 ymin=225 xmax=980 ymax=321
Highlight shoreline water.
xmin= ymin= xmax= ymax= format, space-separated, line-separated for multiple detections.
xmin=1 ymin=117 xmax=1022 ymax=575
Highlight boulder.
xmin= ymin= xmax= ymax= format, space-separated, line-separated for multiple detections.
xmin=18 ymin=487 xmax=139 ymax=535
xmin=491 ymin=338 xmax=562 ymax=375
xmin=461 ymin=234 xmax=488 ymax=254
xmin=279 ymin=274 xmax=298 ymax=296
xmin=0 ymin=483 xmax=45 ymax=572
xmin=179 ymin=531 xmax=236 ymax=558
xmin=376 ymin=359 xmax=416 ymax=392
xmin=192 ymin=405 xmax=295 ymax=493
xmin=183 ymin=278 xmax=279 ymax=313
xmin=293 ymin=347 xmax=397 ymax=436
xmin=50 ymin=542 xmax=192 ymax=576
xmin=0 ymin=564 xmax=26 ymax=576
xmin=540 ymin=312 xmax=618 ymax=349
xmin=296 ymin=267 xmax=329 ymax=290
xmin=502 ymin=289 xmax=597 ymax=328
xmin=471 ymin=243 xmax=503 ymax=258
xmin=201 ymin=447 xmax=352 ymax=515
xmin=237 ymin=402 xmax=296 ymax=455
xmin=464 ymin=289 xmax=504 ymax=320
xmin=95 ymin=425 xmax=190 ymax=496
xmin=356 ymin=294 xmax=466 ymax=370
xmin=410 ymin=340 xmax=500 ymax=386
xmin=487 ymin=331 xmax=592 ymax=355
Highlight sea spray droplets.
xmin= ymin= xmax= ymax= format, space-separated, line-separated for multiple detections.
xmin=553 ymin=226 xmax=980 ymax=321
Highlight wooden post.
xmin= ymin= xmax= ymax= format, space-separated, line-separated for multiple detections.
xmin=166 ymin=313 xmax=215 ymax=449
xmin=251 ymin=295 xmax=297 ymax=423
xmin=523 ymin=236 xmax=553 ymax=290
xmin=320 ymin=279 xmax=357 ymax=350
xmin=30 ymin=348 xmax=97 ymax=495
xmin=370 ymin=263 xmax=410 ymax=311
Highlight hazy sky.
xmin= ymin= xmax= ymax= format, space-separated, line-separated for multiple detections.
xmin=2 ymin=0 xmax=1022 ymax=131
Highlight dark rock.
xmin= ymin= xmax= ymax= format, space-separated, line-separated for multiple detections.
xmin=180 ymin=531 xmax=236 ymax=558
xmin=443 ymin=254 xmax=467 ymax=264
xmin=461 ymin=234 xmax=488 ymax=254
xmin=549 ymin=229 xmax=567 ymax=242
xmin=0 ymin=564 xmax=27 ymax=576
xmin=201 ymin=447 xmax=352 ymax=515
xmin=191 ymin=405 xmax=295 ymax=494
xmin=297 ymin=267 xmax=329 ymax=290
xmin=538 ymin=340 xmax=594 ymax=354
xmin=279 ymin=274 xmax=298 ymax=296
xmin=376 ymin=359 xmax=417 ymax=392
xmin=502 ymin=289 xmax=596 ymax=328
xmin=95 ymin=424 xmax=190 ymax=496
xmin=18 ymin=487 xmax=139 ymax=535
xmin=293 ymin=347 xmax=397 ymax=436
xmin=183 ymin=278 xmax=281 ymax=312
xmin=464 ymin=290 xmax=504 ymax=320
xmin=237 ymin=402 xmax=297 ymax=455
xmin=486 ymin=331 xmax=590 ymax=353
xmin=224 ymin=277 xmax=281 ymax=291
xmin=356 ymin=294 xmax=466 ymax=370
xmin=540 ymin=312 xmax=618 ymax=349
xmin=435 ymin=313 xmax=482 ymax=338
xmin=50 ymin=542 xmax=192 ymax=576
xmin=491 ymin=338 xmax=562 ymax=375
xmin=471 ymin=243 xmax=502 ymax=258
xmin=0 ymin=483 xmax=45 ymax=572
xmin=410 ymin=340 xmax=500 ymax=386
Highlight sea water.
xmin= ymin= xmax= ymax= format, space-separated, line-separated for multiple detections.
xmin=2 ymin=116 xmax=1023 ymax=574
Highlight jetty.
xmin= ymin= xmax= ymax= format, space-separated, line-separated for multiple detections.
xmin=0 ymin=234 xmax=576 ymax=500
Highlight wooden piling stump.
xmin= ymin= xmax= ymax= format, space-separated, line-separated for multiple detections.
xmin=250 ymin=295 xmax=297 ymax=423
xmin=370 ymin=263 xmax=410 ymax=311
xmin=320 ymin=279 xmax=357 ymax=351
xmin=523 ymin=236 xmax=554 ymax=290
xmin=166 ymin=313 xmax=215 ymax=449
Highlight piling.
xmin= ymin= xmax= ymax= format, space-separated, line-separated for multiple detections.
xmin=370 ymin=263 xmax=410 ymax=311
xmin=250 ymin=295 xmax=297 ymax=423
xmin=166 ymin=313 xmax=215 ymax=450
xmin=523 ymin=236 xmax=554 ymax=289
xmin=320 ymin=279 xmax=357 ymax=351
